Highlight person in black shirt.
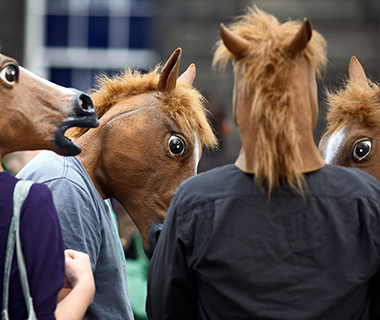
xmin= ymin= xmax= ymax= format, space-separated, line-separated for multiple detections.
xmin=147 ymin=6 xmax=380 ymax=320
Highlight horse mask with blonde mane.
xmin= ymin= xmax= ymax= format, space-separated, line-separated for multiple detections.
xmin=213 ymin=7 xmax=327 ymax=194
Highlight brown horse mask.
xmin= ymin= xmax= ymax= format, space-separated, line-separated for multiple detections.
xmin=0 ymin=53 xmax=98 ymax=166
xmin=74 ymin=48 xmax=213 ymax=258
xmin=220 ymin=20 xmax=325 ymax=178
xmin=319 ymin=56 xmax=380 ymax=179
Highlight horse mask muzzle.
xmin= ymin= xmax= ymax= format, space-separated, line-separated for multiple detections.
xmin=145 ymin=223 xmax=163 ymax=259
xmin=55 ymin=89 xmax=99 ymax=156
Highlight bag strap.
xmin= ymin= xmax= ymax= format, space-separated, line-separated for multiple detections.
xmin=2 ymin=180 xmax=37 ymax=320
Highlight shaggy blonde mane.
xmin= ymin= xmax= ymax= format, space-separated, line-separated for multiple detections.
xmin=324 ymin=76 xmax=380 ymax=137
xmin=68 ymin=66 xmax=217 ymax=149
xmin=213 ymin=5 xmax=327 ymax=195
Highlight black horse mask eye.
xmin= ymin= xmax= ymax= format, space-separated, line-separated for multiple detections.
xmin=168 ymin=135 xmax=186 ymax=158
xmin=0 ymin=64 xmax=19 ymax=85
xmin=353 ymin=140 xmax=371 ymax=162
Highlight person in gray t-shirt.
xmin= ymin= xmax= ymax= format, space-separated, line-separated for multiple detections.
xmin=18 ymin=150 xmax=134 ymax=320
xmin=18 ymin=49 xmax=217 ymax=319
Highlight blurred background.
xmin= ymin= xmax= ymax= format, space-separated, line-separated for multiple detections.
xmin=1 ymin=0 xmax=380 ymax=159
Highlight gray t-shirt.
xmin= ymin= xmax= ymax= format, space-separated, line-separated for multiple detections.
xmin=18 ymin=150 xmax=133 ymax=320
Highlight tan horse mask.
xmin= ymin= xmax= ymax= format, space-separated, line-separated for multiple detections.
xmin=0 ymin=53 xmax=98 ymax=164
xmin=213 ymin=8 xmax=327 ymax=194
xmin=72 ymin=48 xmax=217 ymax=258
xmin=319 ymin=56 xmax=380 ymax=180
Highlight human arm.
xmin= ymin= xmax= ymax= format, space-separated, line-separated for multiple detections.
xmin=2 ymin=150 xmax=40 ymax=175
xmin=146 ymin=193 xmax=199 ymax=320
xmin=55 ymin=250 xmax=95 ymax=320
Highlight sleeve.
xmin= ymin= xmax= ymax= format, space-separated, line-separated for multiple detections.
xmin=20 ymin=183 xmax=65 ymax=320
xmin=45 ymin=178 xmax=102 ymax=271
xmin=146 ymin=192 xmax=198 ymax=320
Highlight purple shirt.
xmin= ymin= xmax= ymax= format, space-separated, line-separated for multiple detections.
xmin=0 ymin=172 xmax=65 ymax=320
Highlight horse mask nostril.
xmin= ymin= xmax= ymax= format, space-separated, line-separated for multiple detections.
xmin=80 ymin=96 xmax=89 ymax=110
xmin=69 ymin=88 xmax=95 ymax=114
xmin=78 ymin=93 xmax=93 ymax=111
xmin=146 ymin=224 xmax=163 ymax=259
xmin=155 ymin=230 xmax=161 ymax=242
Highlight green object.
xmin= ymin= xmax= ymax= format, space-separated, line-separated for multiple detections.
xmin=1 ymin=163 xmax=8 ymax=173
xmin=126 ymin=236 xmax=149 ymax=320
xmin=113 ymin=211 xmax=118 ymax=229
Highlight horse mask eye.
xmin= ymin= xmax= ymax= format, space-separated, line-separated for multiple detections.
xmin=0 ymin=64 xmax=19 ymax=85
xmin=168 ymin=135 xmax=186 ymax=158
xmin=353 ymin=140 xmax=371 ymax=161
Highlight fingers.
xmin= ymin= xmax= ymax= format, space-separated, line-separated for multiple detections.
xmin=63 ymin=249 xmax=94 ymax=289
xmin=64 ymin=249 xmax=92 ymax=267
xmin=64 ymin=249 xmax=82 ymax=259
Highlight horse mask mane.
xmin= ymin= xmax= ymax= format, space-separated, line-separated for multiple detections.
xmin=68 ymin=48 xmax=217 ymax=150
xmin=213 ymin=6 xmax=327 ymax=194
xmin=323 ymin=56 xmax=380 ymax=137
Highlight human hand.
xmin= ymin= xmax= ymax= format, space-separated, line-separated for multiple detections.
xmin=56 ymin=250 xmax=95 ymax=318
xmin=63 ymin=249 xmax=95 ymax=295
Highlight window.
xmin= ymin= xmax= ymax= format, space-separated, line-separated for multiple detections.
xmin=25 ymin=0 xmax=159 ymax=91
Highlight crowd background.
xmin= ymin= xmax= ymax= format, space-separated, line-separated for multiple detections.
xmin=2 ymin=0 xmax=380 ymax=159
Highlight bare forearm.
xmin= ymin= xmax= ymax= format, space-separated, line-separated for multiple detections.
xmin=55 ymin=280 xmax=94 ymax=320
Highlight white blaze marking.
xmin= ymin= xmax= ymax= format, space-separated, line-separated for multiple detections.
xmin=324 ymin=127 xmax=346 ymax=164
xmin=193 ymin=132 xmax=200 ymax=174
xmin=20 ymin=67 xmax=75 ymax=96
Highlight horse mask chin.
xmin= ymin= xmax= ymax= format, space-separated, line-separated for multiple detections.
xmin=145 ymin=224 xmax=163 ymax=259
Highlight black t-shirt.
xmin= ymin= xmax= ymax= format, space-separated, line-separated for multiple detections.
xmin=147 ymin=164 xmax=380 ymax=320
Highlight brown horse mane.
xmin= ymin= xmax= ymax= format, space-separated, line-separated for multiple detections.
xmin=323 ymin=74 xmax=380 ymax=137
xmin=68 ymin=66 xmax=217 ymax=149
xmin=212 ymin=6 xmax=327 ymax=194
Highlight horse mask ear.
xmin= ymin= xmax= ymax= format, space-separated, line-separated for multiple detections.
xmin=220 ymin=24 xmax=250 ymax=59
xmin=158 ymin=48 xmax=182 ymax=93
xmin=373 ymin=90 xmax=380 ymax=104
xmin=178 ymin=63 xmax=196 ymax=86
xmin=286 ymin=18 xmax=312 ymax=57
xmin=348 ymin=56 xmax=368 ymax=87
xmin=348 ymin=56 xmax=380 ymax=102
